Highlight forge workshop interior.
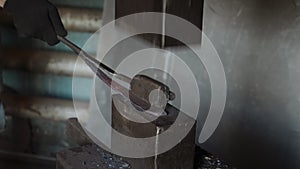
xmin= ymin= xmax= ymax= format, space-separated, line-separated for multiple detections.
xmin=0 ymin=0 xmax=299 ymax=169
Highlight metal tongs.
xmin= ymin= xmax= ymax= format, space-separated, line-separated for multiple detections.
xmin=57 ymin=36 xmax=176 ymax=112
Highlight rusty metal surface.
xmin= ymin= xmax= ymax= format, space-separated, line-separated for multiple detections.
xmin=57 ymin=144 xmax=234 ymax=169
xmin=111 ymin=94 xmax=195 ymax=169
xmin=64 ymin=93 xmax=195 ymax=169
xmin=66 ymin=118 xmax=93 ymax=146
xmin=130 ymin=75 xmax=175 ymax=110
xmin=57 ymin=144 xmax=131 ymax=169
xmin=0 ymin=93 xmax=88 ymax=121
xmin=64 ymin=118 xmax=233 ymax=169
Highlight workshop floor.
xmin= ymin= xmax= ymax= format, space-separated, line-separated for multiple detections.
xmin=0 ymin=147 xmax=233 ymax=169
xmin=195 ymin=147 xmax=234 ymax=169
xmin=0 ymin=117 xmax=234 ymax=169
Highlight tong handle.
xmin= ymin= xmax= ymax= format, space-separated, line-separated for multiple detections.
xmin=58 ymin=36 xmax=175 ymax=101
xmin=57 ymin=35 xmax=116 ymax=74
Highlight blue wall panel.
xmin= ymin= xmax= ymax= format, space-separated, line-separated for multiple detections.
xmin=3 ymin=69 xmax=92 ymax=101
xmin=1 ymin=28 xmax=98 ymax=54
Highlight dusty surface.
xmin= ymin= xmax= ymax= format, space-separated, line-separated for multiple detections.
xmin=195 ymin=147 xmax=234 ymax=169
xmin=57 ymin=144 xmax=130 ymax=169
xmin=57 ymin=144 xmax=235 ymax=169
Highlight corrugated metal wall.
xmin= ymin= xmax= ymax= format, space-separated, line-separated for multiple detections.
xmin=1 ymin=0 xmax=104 ymax=120
xmin=0 ymin=0 xmax=103 ymax=159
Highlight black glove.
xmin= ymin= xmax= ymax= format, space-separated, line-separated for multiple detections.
xmin=3 ymin=0 xmax=67 ymax=45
